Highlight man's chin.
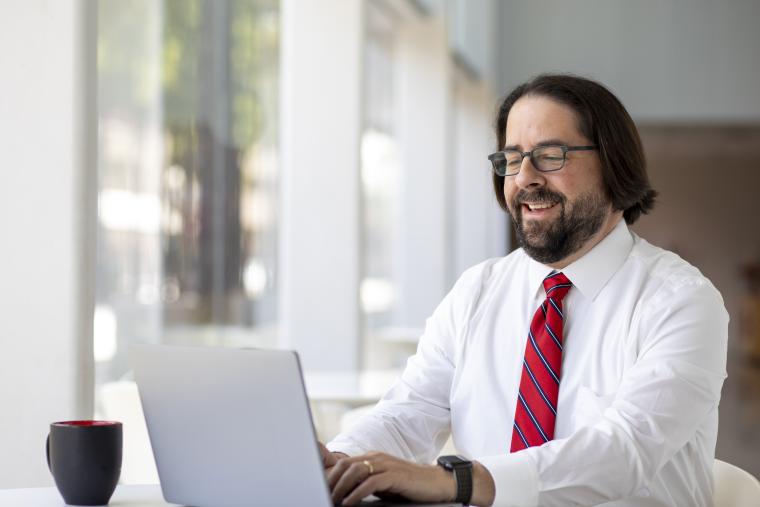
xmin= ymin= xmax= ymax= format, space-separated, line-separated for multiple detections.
xmin=521 ymin=237 xmax=551 ymax=252
xmin=516 ymin=222 xmax=559 ymax=254
xmin=519 ymin=221 xmax=554 ymax=241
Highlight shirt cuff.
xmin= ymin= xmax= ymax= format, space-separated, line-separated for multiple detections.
xmin=477 ymin=450 xmax=539 ymax=507
xmin=325 ymin=440 xmax=367 ymax=458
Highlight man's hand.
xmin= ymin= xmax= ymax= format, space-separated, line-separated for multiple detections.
xmin=318 ymin=441 xmax=347 ymax=470
xmin=327 ymin=451 xmax=457 ymax=506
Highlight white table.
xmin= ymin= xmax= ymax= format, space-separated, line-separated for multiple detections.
xmin=0 ymin=484 xmax=170 ymax=506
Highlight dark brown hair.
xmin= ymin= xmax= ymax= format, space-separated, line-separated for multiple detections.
xmin=492 ymin=74 xmax=656 ymax=224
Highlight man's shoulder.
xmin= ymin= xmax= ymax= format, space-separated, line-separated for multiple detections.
xmin=628 ymin=234 xmax=723 ymax=304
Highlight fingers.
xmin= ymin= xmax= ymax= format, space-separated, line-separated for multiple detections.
xmin=341 ymin=475 xmax=392 ymax=506
xmin=329 ymin=456 xmax=378 ymax=505
xmin=328 ymin=453 xmax=450 ymax=506
xmin=326 ymin=457 xmax=346 ymax=490
xmin=327 ymin=455 xmax=360 ymax=490
xmin=330 ymin=459 xmax=371 ymax=504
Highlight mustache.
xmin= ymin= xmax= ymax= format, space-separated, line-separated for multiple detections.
xmin=512 ymin=188 xmax=566 ymax=209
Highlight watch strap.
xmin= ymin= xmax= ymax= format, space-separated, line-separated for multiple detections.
xmin=437 ymin=455 xmax=473 ymax=505
xmin=452 ymin=462 xmax=472 ymax=504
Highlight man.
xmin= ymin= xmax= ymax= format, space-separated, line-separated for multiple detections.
xmin=322 ymin=74 xmax=728 ymax=507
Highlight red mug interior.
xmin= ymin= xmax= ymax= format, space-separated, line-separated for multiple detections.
xmin=52 ymin=420 xmax=121 ymax=427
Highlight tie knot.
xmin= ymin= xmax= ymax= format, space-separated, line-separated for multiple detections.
xmin=543 ymin=271 xmax=572 ymax=301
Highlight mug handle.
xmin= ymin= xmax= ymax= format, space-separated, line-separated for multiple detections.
xmin=45 ymin=434 xmax=51 ymax=472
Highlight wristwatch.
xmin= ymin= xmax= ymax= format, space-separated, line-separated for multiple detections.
xmin=436 ymin=455 xmax=473 ymax=505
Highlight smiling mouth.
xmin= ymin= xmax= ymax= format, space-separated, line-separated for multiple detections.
xmin=522 ymin=202 xmax=557 ymax=212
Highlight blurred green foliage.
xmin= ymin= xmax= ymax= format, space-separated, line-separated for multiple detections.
xmin=99 ymin=0 xmax=279 ymax=154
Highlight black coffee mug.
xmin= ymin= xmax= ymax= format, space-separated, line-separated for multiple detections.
xmin=46 ymin=420 xmax=122 ymax=506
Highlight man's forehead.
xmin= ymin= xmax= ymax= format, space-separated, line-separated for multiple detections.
xmin=505 ymin=95 xmax=584 ymax=146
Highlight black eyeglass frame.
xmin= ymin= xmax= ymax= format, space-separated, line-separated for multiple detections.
xmin=488 ymin=145 xmax=598 ymax=176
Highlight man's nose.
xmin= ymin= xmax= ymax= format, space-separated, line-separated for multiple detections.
xmin=514 ymin=156 xmax=546 ymax=189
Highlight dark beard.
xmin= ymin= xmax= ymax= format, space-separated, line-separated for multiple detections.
xmin=510 ymin=187 xmax=608 ymax=264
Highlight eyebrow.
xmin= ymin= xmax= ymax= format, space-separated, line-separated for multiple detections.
xmin=503 ymin=139 xmax=568 ymax=151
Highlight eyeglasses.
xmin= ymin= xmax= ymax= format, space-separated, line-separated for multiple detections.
xmin=488 ymin=145 xmax=597 ymax=176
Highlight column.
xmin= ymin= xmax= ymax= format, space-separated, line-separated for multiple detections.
xmin=0 ymin=0 xmax=96 ymax=487
xmin=279 ymin=0 xmax=364 ymax=371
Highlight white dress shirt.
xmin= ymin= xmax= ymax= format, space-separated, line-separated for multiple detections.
xmin=328 ymin=220 xmax=728 ymax=507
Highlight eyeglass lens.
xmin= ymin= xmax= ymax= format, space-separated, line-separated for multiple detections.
xmin=496 ymin=146 xmax=565 ymax=176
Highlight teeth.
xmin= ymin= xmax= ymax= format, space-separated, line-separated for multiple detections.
xmin=527 ymin=202 xmax=554 ymax=211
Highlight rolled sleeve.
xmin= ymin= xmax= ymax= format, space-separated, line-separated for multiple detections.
xmin=325 ymin=441 xmax=368 ymax=458
xmin=477 ymin=451 xmax=539 ymax=507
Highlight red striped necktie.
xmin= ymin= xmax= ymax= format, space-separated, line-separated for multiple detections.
xmin=511 ymin=271 xmax=573 ymax=452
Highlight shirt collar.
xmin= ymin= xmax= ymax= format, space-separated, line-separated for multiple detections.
xmin=527 ymin=219 xmax=634 ymax=301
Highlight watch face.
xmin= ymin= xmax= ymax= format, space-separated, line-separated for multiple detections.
xmin=438 ymin=455 xmax=470 ymax=468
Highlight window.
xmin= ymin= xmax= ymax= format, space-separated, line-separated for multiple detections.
xmin=96 ymin=0 xmax=279 ymax=389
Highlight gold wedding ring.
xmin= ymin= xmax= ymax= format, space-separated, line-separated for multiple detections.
xmin=363 ymin=459 xmax=374 ymax=475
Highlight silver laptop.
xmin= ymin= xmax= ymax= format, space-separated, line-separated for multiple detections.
xmin=131 ymin=344 xmax=461 ymax=507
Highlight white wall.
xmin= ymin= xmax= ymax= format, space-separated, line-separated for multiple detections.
xmin=393 ymin=14 xmax=452 ymax=328
xmin=448 ymin=0 xmax=499 ymax=85
xmin=279 ymin=0 xmax=363 ymax=371
xmin=497 ymin=0 xmax=760 ymax=121
xmin=450 ymin=74 xmax=507 ymax=278
xmin=0 ymin=0 xmax=96 ymax=488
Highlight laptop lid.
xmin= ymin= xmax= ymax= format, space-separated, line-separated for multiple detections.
xmin=131 ymin=344 xmax=333 ymax=507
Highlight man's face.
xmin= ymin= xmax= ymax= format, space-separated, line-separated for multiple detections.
xmin=503 ymin=95 xmax=613 ymax=265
